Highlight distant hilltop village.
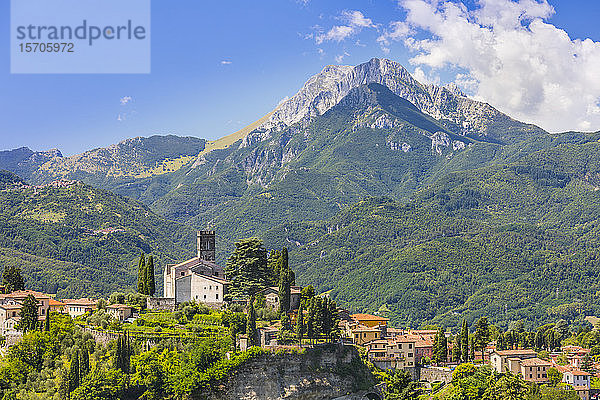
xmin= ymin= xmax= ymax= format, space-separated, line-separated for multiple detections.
xmin=4 ymin=179 xmax=80 ymax=191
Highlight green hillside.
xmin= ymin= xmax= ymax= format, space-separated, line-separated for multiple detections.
xmin=0 ymin=176 xmax=196 ymax=298
xmin=284 ymin=136 xmax=600 ymax=329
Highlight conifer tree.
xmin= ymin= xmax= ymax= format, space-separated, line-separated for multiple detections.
xmin=296 ymin=303 xmax=305 ymax=345
xmin=68 ymin=350 xmax=80 ymax=393
xmin=267 ymin=249 xmax=281 ymax=286
xmin=452 ymin=335 xmax=462 ymax=363
xmin=80 ymin=347 xmax=90 ymax=377
xmin=460 ymin=319 xmax=469 ymax=362
xmin=469 ymin=336 xmax=475 ymax=360
xmin=278 ymin=261 xmax=292 ymax=315
xmin=137 ymin=252 xmax=146 ymax=294
xmin=246 ymin=296 xmax=259 ymax=347
xmin=146 ymin=255 xmax=155 ymax=296
xmin=474 ymin=317 xmax=490 ymax=360
xmin=226 ymin=238 xmax=268 ymax=298
xmin=1 ymin=266 xmax=25 ymax=293
xmin=19 ymin=294 xmax=38 ymax=333
xmin=45 ymin=312 xmax=51 ymax=332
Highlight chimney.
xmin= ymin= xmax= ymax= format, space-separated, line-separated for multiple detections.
xmin=197 ymin=231 xmax=215 ymax=261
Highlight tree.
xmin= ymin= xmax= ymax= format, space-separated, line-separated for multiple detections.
xmin=278 ymin=252 xmax=293 ymax=314
xmin=246 ymin=296 xmax=259 ymax=347
xmin=146 ymin=255 xmax=156 ymax=297
xmin=582 ymin=354 xmax=593 ymax=372
xmin=474 ymin=317 xmax=490 ymax=360
xmin=469 ymin=336 xmax=475 ymax=361
xmin=114 ymin=333 xmax=131 ymax=374
xmin=433 ymin=327 xmax=447 ymax=365
xmin=226 ymin=238 xmax=269 ymax=298
xmin=384 ymin=369 xmax=421 ymax=400
xmin=19 ymin=294 xmax=38 ymax=333
xmin=547 ymin=367 xmax=562 ymax=386
xmin=44 ymin=311 xmax=51 ymax=332
xmin=80 ymin=347 xmax=90 ymax=377
xmin=68 ymin=350 xmax=81 ymax=393
xmin=2 ymin=266 xmax=25 ymax=293
xmin=137 ymin=252 xmax=146 ymax=294
xmin=296 ymin=303 xmax=306 ymax=345
xmin=452 ymin=335 xmax=462 ymax=363
xmin=461 ymin=319 xmax=469 ymax=362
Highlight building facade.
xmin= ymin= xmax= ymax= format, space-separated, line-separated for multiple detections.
xmin=163 ymin=231 xmax=230 ymax=306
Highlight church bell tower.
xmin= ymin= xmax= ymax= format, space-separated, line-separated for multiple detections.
xmin=197 ymin=230 xmax=215 ymax=261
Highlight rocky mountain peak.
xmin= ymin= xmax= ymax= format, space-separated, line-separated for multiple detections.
xmin=241 ymin=58 xmax=512 ymax=149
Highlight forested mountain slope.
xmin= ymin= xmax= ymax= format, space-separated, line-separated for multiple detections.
xmin=283 ymin=134 xmax=600 ymax=329
xmin=0 ymin=175 xmax=196 ymax=298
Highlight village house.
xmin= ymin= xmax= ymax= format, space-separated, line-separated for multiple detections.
xmin=106 ymin=304 xmax=135 ymax=321
xmin=0 ymin=290 xmax=50 ymax=317
xmin=49 ymin=298 xmax=66 ymax=313
xmin=64 ymin=298 xmax=97 ymax=319
xmin=0 ymin=290 xmax=52 ymax=335
xmin=490 ymin=349 xmax=538 ymax=373
xmin=0 ymin=301 xmax=22 ymax=336
xmin=257 ymin=286 xmax=302 ymax=311
xmin=564 ymin=370 xmax=591 ymax=400
xmin=366 ymin=336 xmax=417 ymax=369
xmin=163 ymin=231 xmax=230 ymax=306
xmin=342 ymin=313 xmax=390 ymax=345
xmin=517 ymin=357 xmax=551 ymax=383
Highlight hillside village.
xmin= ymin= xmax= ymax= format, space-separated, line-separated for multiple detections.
xmin=2 ymin=230 xmax=600 ymax=399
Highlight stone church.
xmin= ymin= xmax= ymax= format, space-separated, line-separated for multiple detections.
xmin=163 ymin=231 xmax=230 ymax=306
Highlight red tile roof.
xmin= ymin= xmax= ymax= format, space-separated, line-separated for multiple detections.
xmin=351 ymin=313 xmax=389 ymax=322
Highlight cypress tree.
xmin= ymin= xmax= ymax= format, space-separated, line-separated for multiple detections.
xmin=460 ymin=319 xmax=469 ymax=362
xmin=278 ymin=261 xmax=291 ymax=315
xmin=146 ymin=255 xmax=156 ymax=296
xmin=80 ymin=347 xmax=90 ymax=377
xmin=114 ymin=335 xmax=122 ymax=370
xmin=68 ymin=350 xmax=80 ymax=392
xmin=137 ymin=252 xmax=146 ymax=294
xmin=452 ymin=335 xmax=462 ymax=363
xmin=296 ymin=303 xmax=305 ymax=345
xmin=19 ymin=294 xmax=38 ymax=333
xmin=469 ymin=336 xmax=475 ymax=360
xmin=246 ymin=297 xmax=259 ymax=347
xmin=44 ymin=312 xmax=51 ymax=332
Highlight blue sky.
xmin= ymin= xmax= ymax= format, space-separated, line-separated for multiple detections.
xmin=1 ymin=0 xmax=600 ymax=155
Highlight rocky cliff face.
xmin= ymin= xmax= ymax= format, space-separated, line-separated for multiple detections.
xmin=242 ymin=58 xmax=513 ymax=150
xmin=205 ymin=345 xmax=378 ymax=400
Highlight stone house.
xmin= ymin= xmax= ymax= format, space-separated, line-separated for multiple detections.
xmin=64 ymin=298 xmax=97 ymax=319
xmin=258 ymin=286 xmax=301 ymax=311
xmin=490 ymin=349 xmax=537 ymax=373
xmin=107 ymin=304 xmax=135 ymax=321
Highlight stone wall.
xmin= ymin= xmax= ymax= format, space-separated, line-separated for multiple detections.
xmin=146 ymin=297 xmax=176 ymax=311
xmin=205 ymin=344 xmax=379 ymax=400
xmin=418 ymin=366 xmax=453 ymax=384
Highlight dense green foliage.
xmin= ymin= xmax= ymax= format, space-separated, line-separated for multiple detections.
xmin=19 ymin=294 xmax=39 ymax=333
xmin=433 ymin=363 xmax=579 ymax=400
xmin=0 ymin=181 xmax=195 ymax=298
xmin=1 ymin=266 xmax=24 ymax=292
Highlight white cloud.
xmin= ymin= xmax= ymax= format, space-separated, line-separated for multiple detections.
xmin=392 ymin=0 xmax=600 ymax=132
xmin=220 ymin=60 xmax=232 ymax=65
xmin=120 ymin=96 xmax=132 ymax=105
xmin=412 ymin=67 xmax=440 ymax=85
xmin=377 ymin=21 xmax=413 ymax=52
xmin=335 ymin=51 xmax=351 ymax=64
xmin=315 ymin=10 xmax=375 ymax=44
